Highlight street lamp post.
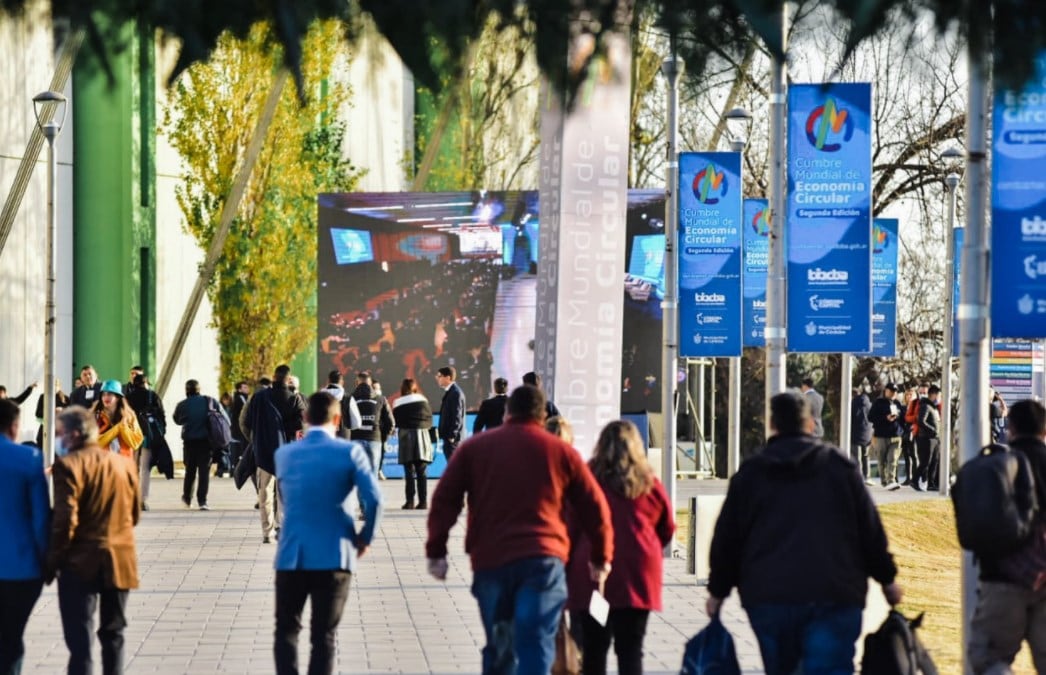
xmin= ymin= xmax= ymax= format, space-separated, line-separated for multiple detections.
xmin=725 ymin=106 xmax=752 ymax=476
xmin=33 ymin=90 xmax=67 ymax=481
xmin=661 ymin=54 xmax=682 ymax=544
xmin=940 ymin=146 xmax=964 ymax=497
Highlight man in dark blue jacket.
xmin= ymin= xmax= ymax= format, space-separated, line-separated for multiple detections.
xmin=0 ymin=399 xmax=49 ymax=674
xmin=707 ymin=391 xmax=901 ymax=675
xmin=173 ymin=380 xmax=220 ymax=510
xmin=436 ymin=366 xmax=466 ymax=462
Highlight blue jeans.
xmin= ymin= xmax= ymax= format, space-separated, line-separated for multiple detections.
xmin=471 ymin=556 xmax=567 ymax=675
xmin=745 ymin=603 xmax=862 ymax=675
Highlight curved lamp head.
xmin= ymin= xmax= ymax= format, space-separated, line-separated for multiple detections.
xmin=724 ymin=107 xmax=753 ymax=152
xmin=32 ymin=90 xmax=68 ymax=137
xmin=939 ymin=146 xmax=964 ymax=190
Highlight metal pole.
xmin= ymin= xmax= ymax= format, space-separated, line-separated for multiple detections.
xmin=941 ymin=175 xmax=959 ymax=497
xmin=661 ymin=55 xmax=682 ymax=544
xmin=155 ymin=69 xmax=289 ymax=397
xmin=710 ymin=359 xmax=717 ymax=474
xmin=764 ymin=4 xmax=789 ymax=437
xmin=728 ymin=356 xmax=741 ymax=475
xmin=840 ymin=355 xmax=853 ymax=450
xmin=698 ymin=360 xmax=706 ymax=471
xmin=42 ymin=122 xmax=59 ymax=483
xmin=959 ymin=43 xmax=991 ymax=675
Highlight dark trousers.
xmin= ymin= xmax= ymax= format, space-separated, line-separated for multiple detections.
xmin=274 ymin=570 xmax=352 ymax=675
xmin=404 ymin=461 xmax=429 ymax=505
xmin=0 ymin=579 xmax=43 ymax=674
xmin=916 ymin=436 xmax=940 ymax=488
xmin=573 ymin=608 xmax=650 ymax=675
xmin=57 ymin=570 xmax=129 ymax=675
xmin=182 ymin=439 xmax=212 ymax=506
xmin=746 ymin=603 xmax=862 ymax=675
xmin=901 ymin=434 xmax=917 ymax=483
xmin=850 ymin=443 xmax=871 ymax=480
xmin=442 ymin=440 xmax=459 ymax=463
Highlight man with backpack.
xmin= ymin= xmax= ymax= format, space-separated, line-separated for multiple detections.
xmin=913 ymin=385 xmax=943 ymax=492
xmin=348 ymin=371 xmax=393 ymax=474
xmin=706 ymin=391 xmax=902 ymax=674
xmin=173 ymin=380 xmax=220 ymax=511
xmin=967 ymin=399 xmax=1046 ymax=674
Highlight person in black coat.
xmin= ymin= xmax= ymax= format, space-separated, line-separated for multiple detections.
xmin=126 ymin=374 xmax=170 ymax=510
xmin=435 ymin=366 xmax=465 ymax=462
xmin=868 ymin=383 xmax=905 ymax=489
xmin=473 ymin=377 xmax=508 ymax=434
xmin=850 ymin=387 xmax=874 ymax=485
xmin=707 ymin=391 xmax=902 ymax=675
xmin=393 ymin=379 xmax=434 ymax=509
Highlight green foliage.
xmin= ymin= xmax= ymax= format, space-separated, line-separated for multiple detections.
xmin=163 ymin=20 xmax=362 ymax=391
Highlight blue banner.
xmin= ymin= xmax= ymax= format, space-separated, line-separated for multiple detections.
xmin=992 ymin=53 xmax=1046 ymax=337
xmin=954 ymin=227 xmax=963 ymax=357
xmin=862 ymin=218 xmax=898 ymax=357
xmin=786 ymin=82 xmax=873 ymax=353
xmin=678 ymin=151 xmax=743 ymax=357
xmin=742 ymin=198 xmax=770 ymax=347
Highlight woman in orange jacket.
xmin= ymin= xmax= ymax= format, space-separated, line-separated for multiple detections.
xmin=93 ymin=379 xmax=143 ymax=459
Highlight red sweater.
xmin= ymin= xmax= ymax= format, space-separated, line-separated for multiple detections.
xmin=566 ymin=478 xmax=675 ymax=611
xmin=426 ymin=419 xmax=613 ymax=572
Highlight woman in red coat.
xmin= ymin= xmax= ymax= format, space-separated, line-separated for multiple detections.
xmin=567 ymin=420 xmax=676 ymax=675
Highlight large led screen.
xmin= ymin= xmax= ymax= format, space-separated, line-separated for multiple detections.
xmin=318 ymin=190 xmax=666 ymax=412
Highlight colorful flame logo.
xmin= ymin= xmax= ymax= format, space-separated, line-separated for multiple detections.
xmin=752 ymin=208 xmax=772 ymax=236
xmin=805 ymin=97 xmax=854 ymax=152
xmin=692 ymin=163 xmax=727 ymax=204
xmin=872 ymin=224 xmax=888 ymax=253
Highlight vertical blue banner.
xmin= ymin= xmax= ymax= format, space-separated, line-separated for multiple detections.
xmin=678 ymin=151 xmax=743 ymax=357
xmin=954 ymin=227 xmax=964 ymax=357
xmin=992 ymin=53 xmax=1046 ymax=337
xmin=863 ymin=218 xmax=898 ymax=357
xmin=786 ymin=82 xmax=873 ymax=353
xmin=742 ymin=198 xmax=770 ymax=347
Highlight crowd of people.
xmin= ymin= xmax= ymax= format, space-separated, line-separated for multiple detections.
xmin=8 ymin=350 xmax=1046 ymax=674
xmin=320 ymin=258 xmax=501 ymax=407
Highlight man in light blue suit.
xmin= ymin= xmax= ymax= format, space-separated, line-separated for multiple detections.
xmin=0 ymin=399 xmax=50 ymax=673
xmin=274 ymin=391 xmax=383 ymax=675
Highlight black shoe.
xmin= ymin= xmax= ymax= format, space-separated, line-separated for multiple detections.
xmin=142 ymin=503 xmax=149 ymax=512
xmin=181 ymin=496 xmax=191 ymax=508
xmin=402 ymin=501 xmax=415 ymax=510
xmin=262 ymin=536 xmax=271 ymax=544
xmin=254 ymin=503 xmax=260 ymax=510
xmin=415 ymin=502 xmax=428 ymax=510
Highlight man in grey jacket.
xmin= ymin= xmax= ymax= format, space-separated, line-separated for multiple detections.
xmin=800 ymin=377 xmax=825 ymax=439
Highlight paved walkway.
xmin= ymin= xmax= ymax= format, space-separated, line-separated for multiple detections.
xmin=21 ymin=470 xmax=911 ymax=674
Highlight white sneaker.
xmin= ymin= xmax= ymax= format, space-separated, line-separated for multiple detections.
xmin=886 ymin=482 xmax=901 ymax=491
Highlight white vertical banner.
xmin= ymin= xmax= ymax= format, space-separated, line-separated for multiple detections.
xmin=536 ymin=7 xmax=632 ymax=453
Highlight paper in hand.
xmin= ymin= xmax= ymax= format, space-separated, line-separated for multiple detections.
xmin=588 ymin=589 xmax=610 ymax=626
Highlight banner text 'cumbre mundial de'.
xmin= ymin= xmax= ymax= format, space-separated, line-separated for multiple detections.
xmin=992 ymin=53 xmax=1046 ymax=337
xmin=742 ymin=198 xmax=770 ymax=348
xmin=678 ymin=151 xmax=742 ymax=357
xmin=786 ymin=82 xmax=873 ymax=353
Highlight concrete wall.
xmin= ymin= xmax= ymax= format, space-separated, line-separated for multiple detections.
xmin=0 ymin=7 xmax=74 ymax=441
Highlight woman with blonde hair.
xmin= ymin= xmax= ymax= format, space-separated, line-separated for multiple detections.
xmin=566 ymin=419 xmax=675 ymax=675
xmin=92 ymin=380 xmax=143 ymax=459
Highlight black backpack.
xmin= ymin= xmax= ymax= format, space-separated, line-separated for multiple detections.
xmin=951 ymin=443 xmax=1038 ymax=557
xmin=861 ymin=610 xmax=937 ymax=675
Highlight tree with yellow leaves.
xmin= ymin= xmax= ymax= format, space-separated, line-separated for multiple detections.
xmin=164 ymin=20 xmax=363 ymax=390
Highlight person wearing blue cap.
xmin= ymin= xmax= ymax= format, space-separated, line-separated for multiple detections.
xmin=92 ymin=380 xmax=144 ymax=460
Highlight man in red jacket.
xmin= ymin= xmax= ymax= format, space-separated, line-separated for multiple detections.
xmin=426 ymin=385 xmax=613 ymax=675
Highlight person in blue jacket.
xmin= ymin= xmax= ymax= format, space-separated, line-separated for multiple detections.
xmin=0 ymin=398 xmax=50 ymax=673
xmin=273 ymin=391 xmax=383 ymax=675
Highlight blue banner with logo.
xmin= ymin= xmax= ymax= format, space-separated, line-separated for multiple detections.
xmin=742 ymin=198 xmax=770 ymax=347
xmin=862 ymin=218 xmax=898 ymax=357
xmin=954 ymin=227 xmax=963 ymax=357
xmin=992 ymin=53 xmax=1046 ymax=337
xmin=786 ymin=82 xmax=873 ymax=353
xmin=678 ymin=151 xmax=743 ymax=357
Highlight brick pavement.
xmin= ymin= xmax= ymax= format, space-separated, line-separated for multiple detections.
xmin=19 ymin=472 xmax=765 ymax=674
